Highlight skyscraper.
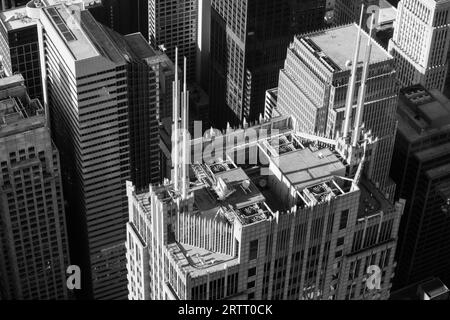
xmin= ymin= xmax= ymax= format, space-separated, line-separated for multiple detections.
xmin=88 ymin=0 xmax=148 ymax=39
xmin=0 ymin=74 xmax=70 ymax=300
xmin=125 ymin=50 xmax=405 ymax=301
xmin=276 ymin=23 xmax=398 ymax=197
xmin=126 ymin=110 xmax=405 ymax=301
xmin=388 ymin=0 xmax=450 ymax=91
xmin=31 ymin=0 xmax=162 ymax=299
xmin=209 ymin=0 xmax=326 ymax=127
xmin=0 ymin=6 xmax=44 ymax=101
xmin=148 ymin=0 xmax=199 ymax=82
xmin=390 ymin=84 xmax=450 ymax=289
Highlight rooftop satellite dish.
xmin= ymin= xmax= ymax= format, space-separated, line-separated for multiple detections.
xmin=345 ymin=60 xmax=352 ymax=68
xmin=242 ymin=180 xmax=250 ymax=190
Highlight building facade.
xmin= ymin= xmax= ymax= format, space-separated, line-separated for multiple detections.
xmin=126 ymin=60 xmax=405 ymax=300
xmin=29 ymin=0 xmax=162 ymax=299
xmin=88 ymin=0 xmax=148 ymax=39
xmin=126 ymin=116 xmax=405 ymax=300
xmin=209 ymin=0 xmax=326 ymax=128
xmin=148 ymin=0 xmax=199 ymax=82
xmin=0 ymin=74 xmax=70 ymax=300
xmin=0 ymin=7 xmax=44 ymax=101
xmin=276 ymin=24 xmax=399 ymax=197
xmin=388 ymin=0 xmax=450 ymax=92
xmin=390 ymin=84 xmax=450 ymax=289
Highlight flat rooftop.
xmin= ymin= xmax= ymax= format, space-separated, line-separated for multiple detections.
xmin=0 ymin=7 xmax=38 ymax=31
xmin=398 ymin=85 xmax=450 ymax=141
xmin=42 ymin=4 xmax=100 ymax=61
xmin=277 ymin=147 xmax=346 ymax=191
xmin=305 ymin=24 xmax=391 ymax=71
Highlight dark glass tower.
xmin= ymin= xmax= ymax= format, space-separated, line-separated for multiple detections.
xmin=390 ymin=85 xmax=450 ymax=289
xmin=209 ymin=0 xmax=326 ymax=128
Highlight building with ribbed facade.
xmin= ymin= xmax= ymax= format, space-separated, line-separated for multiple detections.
xmin=0 ymin=74 xmax=70 ymax=300
xmin=276 ymin=24 xmax=399 ymax=198
xmin=388 ymin=0 xmax=450 ymax=91
xmin=126 ymin=53 xmax=405 ymax=300
xmin=26 ymin=0 xmax=162 ymax=299
xmin=390 ymin=84 xmax=450 ymax=290
xmin=209 ymin=0 xmax=326 ymax=128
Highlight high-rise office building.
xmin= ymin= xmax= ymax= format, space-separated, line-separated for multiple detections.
xmin=276 ymin=24 xmax=398 ymax=197
xmin=0 ymin=74 xmax=70 ymax=300
xmin=388 ymin=0 xmax=450 ymax=92
xmin=148 ymin=0 xmax=199 ymax=82
xmin=125 ymin=53 xmax=405 ymax=300
xmin=209 ymin=0 xmax=326 ymax=127
xmin=126 ymin=113 xmax=405 ymax=301
xmin=88 ymin=0 xmax=148 ymax=39
xmin=390 ymin=84 xmax=450 ymax=289
xmin=0 ymin=6 xmax=44 ymax=101
xmin=29 ymin=0 xmax=162 ymax=299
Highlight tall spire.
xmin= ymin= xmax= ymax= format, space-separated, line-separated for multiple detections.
xmin=352 ymin=14 xmax=376 ymax=147
xmin=181 ymin=56 xmax=190 ymax=200
xmin=343 ymin=4 xmax=365 ymax=140
xmin=173 ymin=47 xmax=180 ymax=191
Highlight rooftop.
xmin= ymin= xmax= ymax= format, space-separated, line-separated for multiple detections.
xmin=277 ymin=146 xmax=346 ymax=191
xmin=42 ymin=4 xmax=100 ymax=61
xmin=390 ymin=278 xmax=449 ymax=300
xmin=303 ymin=24 xmax=391 ymax=72
xmin=0 ymin=75 xmax=44 ymax=137
xmin=191 ymin=163 xmax=270 ymax=226
xmin=398 ymin=85 xmax=450 ymax=141
xmin=0 ymin=7 xmax=38 ymax=31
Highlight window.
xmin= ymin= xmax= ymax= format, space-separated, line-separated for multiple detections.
xmin=337 ymin=237 xmax=345 ymax=247
xmin=248 ymin=267 xmax=256 ymax=278
xmin=247 ymin=281 xmax=255 ymax=289
xmin=249 ymin=240 xmax=258 ymax=261
xmin=339 ymin=210 xmax=349 ymax=230
xmin=248 ymin=292 xmax=255 ymax=300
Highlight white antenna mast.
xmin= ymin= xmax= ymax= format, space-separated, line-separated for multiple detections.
xmin=181 ymin=56 xmax=190 ymax=200
xmin=343 ymin=4 xmax=365 ymax=140
xmin=173 ymin=48 xmax=180 ymax=191
xmin=353 ymin=14 xmax=375 ymax=147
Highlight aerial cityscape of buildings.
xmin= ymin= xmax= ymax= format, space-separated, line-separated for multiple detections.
xmin=0 ymin=0 xmax=449 ymax=302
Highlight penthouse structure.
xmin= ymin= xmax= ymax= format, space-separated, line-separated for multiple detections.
xmin=390 ymin=84 xmax=450 ymax=289
xmin=26 ymin=0 xmax=163 ymax=299
xmin=0 ymin=74 xmax=69 ymax=299
xmin=277 ymin=22 xmax=398 ymax=197
xmin=388 ymin=0 xmax=450 ymax=91
xmin=126 ymin=52 xmax=405 ymax=301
